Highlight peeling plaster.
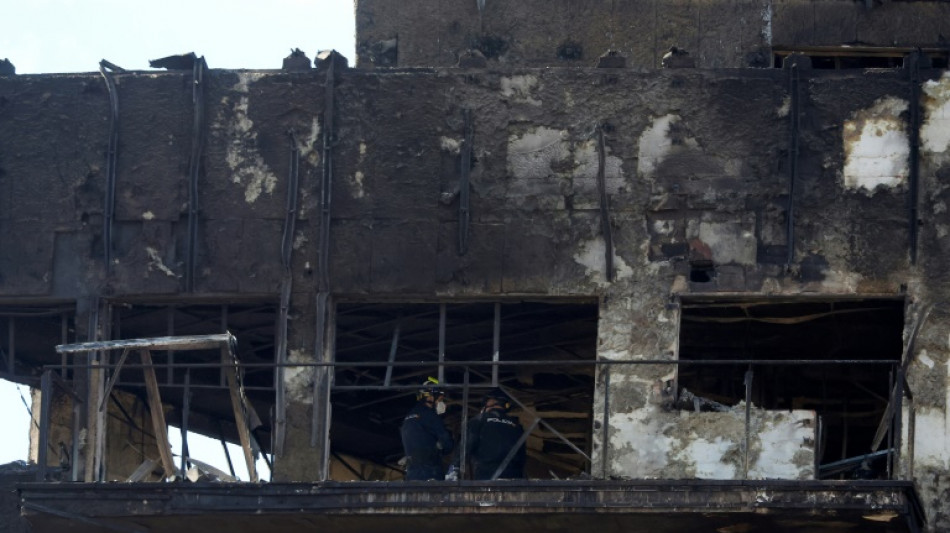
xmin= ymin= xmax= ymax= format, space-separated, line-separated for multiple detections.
xmin=680 ymin=437 xmax=737 ymax=479
xmin=574 ymin=139 xmax=623 ymax=181
xmin=695 ymin=220 xmax=757 ymax=266
xmin=350 ymin=171 xmax=366 ymax=198
xmin=842 ymin=96 xmax=909 ymax=193
xmin=915 ymin=407 xmax=950 ymax=469
xmin=574 ymin=237 xmax=634 ymax=285
xmin=285 ymin=349 xmax=314 ymax=404
xmin=298 ymin=116 xmax=322 ymax=167
xmin=637 ymin=114 xmax=698 ymax=178
xmin=500 ymin=74 xmax=541 ymax=106
xmin=922 ymin=72 xmax=950 ymax=154
xmin=142 ymin=211 xmax=155 ymax=220
xmin=507 ymin=127 xmax=570 ymax=180
xmin=748 ymin=410 xmax=815 ymax=480
xmin=224 ymin=74 xmax=279 ymax=204
xmin=145 ymin=247 xmax=179 ymax=278
xmin=609 ymin=409 xmax=675 ymax=477
xmin=777 ymin=96 xmax=790 ymax=118
xmin=440 ymin=136 xmax=462 ymax=154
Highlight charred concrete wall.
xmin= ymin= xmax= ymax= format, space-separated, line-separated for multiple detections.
xmin=2 ymin=65 xmax=950 ymax=528
xmin=355 ymin=0 xmax=950 ymax=68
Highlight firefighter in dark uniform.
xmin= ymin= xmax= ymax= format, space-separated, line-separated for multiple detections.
xmin=400 ymin=378 xmax=454 ymax=480
xmin=465 ymin=389 xmax=526 ymax=480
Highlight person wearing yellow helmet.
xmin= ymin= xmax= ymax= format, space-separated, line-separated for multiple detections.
xmin=399 ymin=377 xmax=454 ymax=480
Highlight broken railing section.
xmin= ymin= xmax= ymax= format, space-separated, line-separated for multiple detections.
xmin=50 ymin=333 xmax=260 ymax=483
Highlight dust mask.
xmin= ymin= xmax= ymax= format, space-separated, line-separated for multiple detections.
xmin=435 ymin=400 xmax=447 ymax=415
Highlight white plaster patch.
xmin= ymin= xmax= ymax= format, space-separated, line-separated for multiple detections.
xmin=918 ymin=350 xmax=935 ymax=370
xmin=573 ymin=237 xmax=633 ymax=286
xmin=653 ymin=219 xmax=675 ymax=235
xmin=922 ymin=71 xmax=950 ymax=153
xmin=440 ymin=136 xmax=462 ymax=155
xmin=293 ymin=232 xmax=308 ymax=250
xmin=637 ymin=114 xmax=698 ymax=178
xmin=842 ymin=96 xmax=909 ymax=193
xmin=748 ymin=410 xmax=815 ymax=479
xmin=350 ymin=171 xmax=366 ymax=198
xmin=914 ymin=407 xmax=950 ymax=469
xmin=224 ymin=93 xmax=279 ymax=204
xmin=609 ymin=410 xmax=675 ymax=477
xmin=761 ymin=1 xmax=773 ymax=44
xmin=777 ymin=97 xmax=790 ymax=118
xmin=298 ymin=116 xmax=321 ymax=167
xmin=681 ymin=437 xmax=737 ymax=479
xmin=574 ymin=139 xmax=623 ymax=180
xmin=285 ymin=349 xmax=315 ymax=404
xmin=697 ymin=221 xmax=757 ymax=266
xmin=500 ymin=75 xmax=541 ymax=106
xmin=142 ymin=211 xmax=155 ymax=221
xmin=817 ymin=269 xmax=863 ymax=293
xmin=507 ymin=127 xmax=569 ymax=180
xmin=231 ymin=72 xmax=267 ymax=93
xmin=145 ymin=247 xmax=179 ymax=278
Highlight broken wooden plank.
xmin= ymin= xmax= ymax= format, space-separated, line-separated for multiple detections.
xmin=222 ymin=345 xmax=258 ymax=482
xmin=126 ymin=458 xmax=160 ymax=482
xmin=140 ymin=349 xmax=177 ymax=479
xmin=56 ymin=333 xmax=235 ymax=354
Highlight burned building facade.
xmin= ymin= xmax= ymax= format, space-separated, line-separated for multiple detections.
xmin=1 ymin=0 xmax=950 ymax=531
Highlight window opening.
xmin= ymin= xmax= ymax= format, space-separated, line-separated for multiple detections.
xmin=773 ymin=46 xmax=948 ymax=69
xmin=677 ymin=298 xmax=904 ymax=480
xmin=331 ymin=301 xmax=598 ymax=481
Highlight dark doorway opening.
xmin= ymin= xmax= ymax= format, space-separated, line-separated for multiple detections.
xmin=330 ymin=301 xmax=598 ymax=481
xmin=677 ymin=298 xmax=904 ymax=479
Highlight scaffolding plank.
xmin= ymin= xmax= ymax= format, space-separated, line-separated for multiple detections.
xmin=140 ymin=349 xmax=177 ymax=479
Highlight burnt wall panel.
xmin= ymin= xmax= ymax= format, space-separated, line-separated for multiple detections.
xmin=0 ymin=221 xmax=55 ymax=295
xmin=111 ymin=221 xmax=182 ymax=294
xmin=329 ymin=219 xmax=373 ymax=293
xmin=369 ymin=220 xmax=438 ymax=292
xmin=771 ymin=0 xmax=950 ymax=48
xmin=435 ymin=222 xmax=505 ymax=294
xmin=356 ymin=0 xmax=771 ymax=68
xmin=113 ymin=73 xmax=191 ymax=223
xmin=199 ymin=219 xmax=282 ymax=293
xmin=0 ymin=76 xmax=108 ymax=228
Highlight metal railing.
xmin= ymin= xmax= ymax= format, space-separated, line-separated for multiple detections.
xmin=36 ymin=348 xmax=907 ymax=484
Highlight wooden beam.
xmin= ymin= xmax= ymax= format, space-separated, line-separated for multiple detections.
xmin=140 ymin=349 xmax=176 ymax=479
xmin=222 ymin=345 xmax=258 ymax=482
xmin=57 ymin=333 xmax=235 ymax=354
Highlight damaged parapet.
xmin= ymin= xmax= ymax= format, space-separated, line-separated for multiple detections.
xmin=661 ymin=47 xmax=695 ymax=68
xmin=597 ymin=50 xmax=626 ymax=68
xmin=457 ymin=49 xmax=487 ymax=69
xmin=282 ymin=48 xmax=312 ymax=71
xmin=316 ymin=50 xmax=349 ymax=72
